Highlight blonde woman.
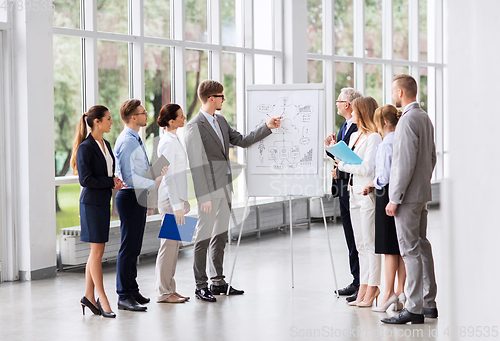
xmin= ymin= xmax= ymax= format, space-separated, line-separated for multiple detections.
xmin=363 ymin=105 xmax=406 ymax=312
xmin=335 ymin=97 xmax=382 ymax=307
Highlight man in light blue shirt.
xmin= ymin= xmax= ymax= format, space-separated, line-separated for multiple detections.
xmin=114 ymin=99 xmax=166 ymax=312
xmin=115 ymin=126 xmax=157 ymax=191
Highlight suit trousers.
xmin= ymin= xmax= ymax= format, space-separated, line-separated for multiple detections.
xmin=155 ymin=199 xmax=180 ymax=301
xmin=193 ymin=195 xmax=231 ymax=289
xmin=349 ymin=190 xmax=381 ymax=286
xmin=115 ymin=189 xmax=147 ymax=301
xmin=395 ymin=203 xmax=437 ymax=314
xmin=337 ymin=178 xmax=360 ymax=286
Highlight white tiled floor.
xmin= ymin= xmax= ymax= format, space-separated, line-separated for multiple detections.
xmin=0 ymin=207 xmax=443 ymax=341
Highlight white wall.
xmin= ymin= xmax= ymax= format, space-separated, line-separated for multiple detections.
xmin=11 ymin=7 xmax=56 ymax=280
xmin=443 ymin=0 xmax=500 ymax=327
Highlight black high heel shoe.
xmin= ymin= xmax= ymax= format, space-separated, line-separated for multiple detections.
xmin=81 ymin=296 xmax=101 ymax=315
xmin=97 ymin=298 xmax=116 ymax=318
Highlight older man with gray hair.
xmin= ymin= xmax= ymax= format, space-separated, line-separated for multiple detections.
xmin=325 ymin=87 xmax=363 ymax=301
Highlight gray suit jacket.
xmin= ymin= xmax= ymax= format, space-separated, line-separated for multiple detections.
xmin=389 ymin=102 xmax=436 ymax=205
xmin=185 ymin=111 xmax=272 ymax=203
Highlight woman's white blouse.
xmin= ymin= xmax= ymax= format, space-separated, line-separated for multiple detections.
xmin=337 ymin=131 xmax=382 ymax=194
xmin=157 ymin=130 xmax=188 ymax=211
xmin=95 ymin=139 xmax=114 ymax=177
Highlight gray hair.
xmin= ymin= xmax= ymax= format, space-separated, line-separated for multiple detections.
xmin=340 ymin=87 xmax=363 ymax=103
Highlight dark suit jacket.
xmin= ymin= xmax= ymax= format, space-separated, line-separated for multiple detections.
xmin=77 ymin=134 xmax=115 ymax=206
xmin=326 ymin=121 xmax=358 ymax=195
xmin=185 ymin=111 xmax=272 ymax=203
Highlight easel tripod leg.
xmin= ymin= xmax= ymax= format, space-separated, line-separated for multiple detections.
xmin=320 ymin=197 xmax=339 ymax=298
xmin=226 ymin=196 xmax=250 ymax=295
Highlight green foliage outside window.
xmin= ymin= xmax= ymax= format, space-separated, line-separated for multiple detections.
xmin=307 ymin=0 xmax=323 ymax=54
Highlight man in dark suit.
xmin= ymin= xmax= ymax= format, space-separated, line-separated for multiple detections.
xmin=382 ymin=75 xmax=437 ymax=324
xmin=325 ymin=87 xmax=363 ymax=302
xmin=185 ymin=80 xmax=281 ymax=302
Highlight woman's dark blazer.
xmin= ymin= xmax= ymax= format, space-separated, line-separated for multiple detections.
xmin=77 ymin=134 xmax=115 ymax=206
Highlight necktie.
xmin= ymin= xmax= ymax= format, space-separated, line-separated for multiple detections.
xmin=213 ymin=117 xmax=225 ymax=149
xmin=138 ymin=136 xmax=150 ymax=165
xmin=339 ymin=122 xmax=347 ymax=141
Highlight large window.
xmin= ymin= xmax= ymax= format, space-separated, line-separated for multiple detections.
xmin=307 ymin=0 xmax=444 ymax=182
xmin=185 ymin=0 xmax=208 ymax=42
xmin=365 ymin=0 xmax=382 ymax=58
xmin=145 ymin=0 xmax=170 ymax=38
xmin=307 ymin=0 xmax=322 ymax=54
xmin=53 ymin=0 xmax=282 ymax=230
xmin=97 ymin=40 xmax=129 ymax=146
xmin=52 ymin=0 xmax=443 ymax=233
xmin=53 ymin=0 xmax=80 ymax=28
xmin=334 ymin=0 xmax=354 ymax=56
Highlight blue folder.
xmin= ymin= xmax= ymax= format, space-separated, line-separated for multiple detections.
xmin=325 ymin=141 xmax=363 ymax=165
xmin=158 ymin=214 xmax=197 ymax=242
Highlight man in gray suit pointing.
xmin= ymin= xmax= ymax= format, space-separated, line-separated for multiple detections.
xmin=382 ymin=74 xmax=438 ymax=324
xmin=185 ymin=80 xmax=281 ymax=302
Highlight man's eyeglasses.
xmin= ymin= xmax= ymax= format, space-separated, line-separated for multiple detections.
xmin=210 ymin=95 xmax=225 ymax=99
xmin=336 ymin=101 xmax=348 ymax=104
xmin=135 ymin=110 xmax=148 ymax=116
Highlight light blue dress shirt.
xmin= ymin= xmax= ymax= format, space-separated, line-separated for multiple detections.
xmin=373 ymin=131 xmax=394 ymax=190
xmin=114 ymin=126 xmax=156 ymax=190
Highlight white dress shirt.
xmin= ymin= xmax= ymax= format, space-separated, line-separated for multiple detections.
xmin=337 ymin=131 xmax=382 ymax=194
xmin=157 ymin=130 xmax=188 ymax=212
xmin=95 ymin=138 xmax=114 ymax=177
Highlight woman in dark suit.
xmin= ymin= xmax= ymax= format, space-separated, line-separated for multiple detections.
xmin=70 ymin=105 xmax=124 ymax=318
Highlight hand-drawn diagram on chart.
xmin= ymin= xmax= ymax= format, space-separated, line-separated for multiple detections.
xmin=248 ymin=90 xmax=319 ymax=175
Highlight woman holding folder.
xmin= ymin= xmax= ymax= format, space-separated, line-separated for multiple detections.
xmin=70 ymin=105 xmax=124 ymax=318
xmin=155 ymin=103 xmax=191 ymax=303
xmin=336 ymin=97 xmax=382 ymax=308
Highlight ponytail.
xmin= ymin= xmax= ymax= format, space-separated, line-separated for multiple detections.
xmin=70 ymin=105 xmax=109 ymax=175
xmin=373 ymin=104 xmax=400 ymax=136
xmin=70 ymin=113 xmax=88 ymax=175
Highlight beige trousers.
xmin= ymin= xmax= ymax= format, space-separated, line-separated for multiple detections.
xmin=155 ymin=199 xmax=181 ymax=301
xmin=349 ymin=190 xmax=381 ymax=286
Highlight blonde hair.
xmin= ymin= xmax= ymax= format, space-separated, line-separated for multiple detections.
xmin=373 ymin=104 xmax=402 ymax=137
xmin=351 ymin=96 xmax=379 ymax=134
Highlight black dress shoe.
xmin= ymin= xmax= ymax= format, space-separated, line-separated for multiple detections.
xmin=334 ymin=283 xmax=358 ymax=296
xmin=210 ymin=284 xmax=245 ymax=295
xmin=117 ymin=297 xmax=147 ymax=311
xmin=132 ymin=292 xmax=150 ymax=304
xmin=381 ymin=308 xmax=424 ymax=324
xmin=195 ymin=288 xmax=217 ymax=302
xmin=345 ymin=289 xmax=358 ymax=302
xmin=423 ymin=307 xmax=438 ymax=318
